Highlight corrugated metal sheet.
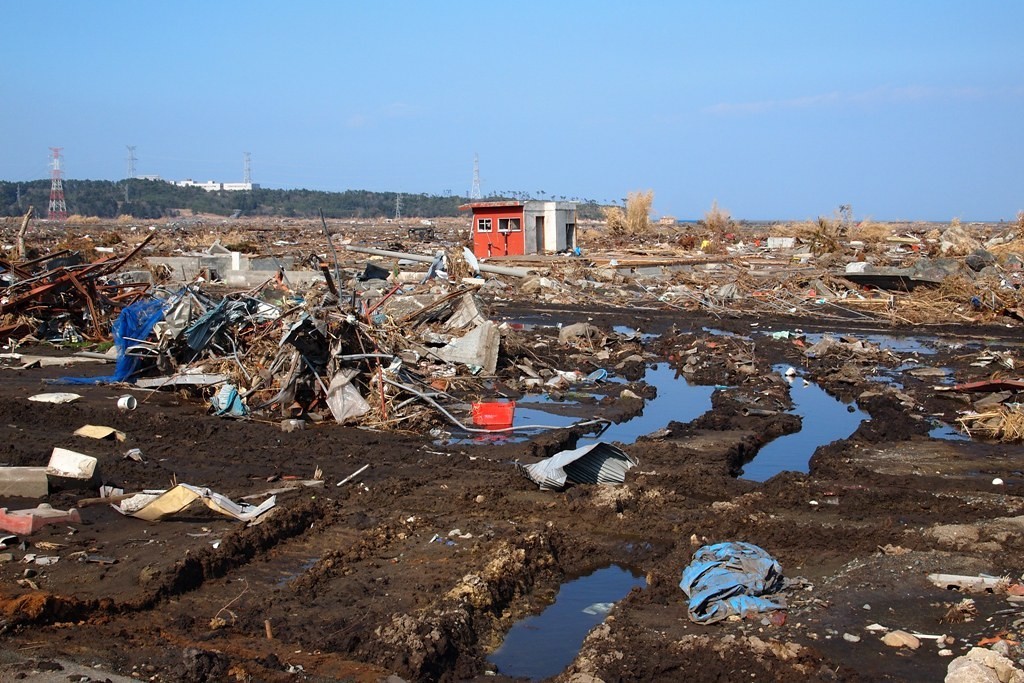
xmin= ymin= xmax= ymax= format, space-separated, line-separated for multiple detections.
xmin=517 ymin=442 xmax=638 ymax=491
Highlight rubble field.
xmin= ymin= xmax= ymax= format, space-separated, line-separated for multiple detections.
xmin=0 ymin=216 xmax=1023 ymax=682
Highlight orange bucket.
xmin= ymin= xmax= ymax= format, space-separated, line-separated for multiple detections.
xmin=471 ymin=401 xmax=516 ymax=427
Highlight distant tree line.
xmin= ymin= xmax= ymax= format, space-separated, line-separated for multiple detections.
xmin=0 ymin=179 xmax=607 ymax=221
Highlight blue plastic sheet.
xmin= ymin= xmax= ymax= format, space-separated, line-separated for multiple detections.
xmin=679 ymin=541 xmax=785 ymax=624
xmin=59 ymin=297 xmax=165 ymax=385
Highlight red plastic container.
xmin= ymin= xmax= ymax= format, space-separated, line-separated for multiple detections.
xmin=471 ymin=401 xmax=516 ymax=427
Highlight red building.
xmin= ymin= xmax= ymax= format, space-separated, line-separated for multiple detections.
xmin=461 ymin=200 xmax=578 ymax=259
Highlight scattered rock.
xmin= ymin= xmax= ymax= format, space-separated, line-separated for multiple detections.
xmin=946 ymin=647 xmax=1024 ymax=683
xmin=882 ymin=630 xmax=921 ymax=649
xmin=178 ymin=647 xmax=229 ymax=683
xmin=946 ymin=659 xmax=1002 ymax=683
xmin=927 ymin=524 xmax=981 ymax=549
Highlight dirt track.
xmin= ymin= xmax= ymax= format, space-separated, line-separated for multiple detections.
xmin=1 ymin=300 xmax=1023 ymax=682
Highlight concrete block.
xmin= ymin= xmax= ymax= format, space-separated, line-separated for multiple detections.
xmin=0 ymin=467 xmax=49 ymax=498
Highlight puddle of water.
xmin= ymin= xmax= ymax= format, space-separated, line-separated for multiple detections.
xmin=799 ymin=332 xmax=938 ymax=355
xmin=612 ymin=325 xmax=659 ymax=341
xmin=702 ymin=327 xmax=750 ymax=339
xmin=274 ymin=557 xmax=320 ymax=587
xmin=488 ymin=565 xmax=646 ymax=680
xmin=582 ymin=364 xmax=716 ymax=446
xmin=867 ymin=374 xmax=904 ymax=389
xmin=741 ymin=369 xmax=868 ymax=482
xmin=446 ymin=365 xmax=715 ymax=447
xmin=929 ymin=422 xmax=971 ymax=441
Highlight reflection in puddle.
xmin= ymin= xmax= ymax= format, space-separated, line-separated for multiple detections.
xmin=702 ymin=326 xmax=750 ymax=339
xmin=488 ymin=565 xmax=646 ymax=680
xmin=613 ymin=325 xmax=659 ymax=341
xmin=799 ymin=332 xmax=938 ymax=355
xmin=275 ymin=557 xmax=320 ymax=587
xmin=446 ymin=365 xmax=716 ymax=447
xmin=582 ymin=364 xmax=716 ymax=446
xmin=742 ymin=369 xmax=868 ymax=482
xmin=929 ymin=422 xmax=971 ymax=441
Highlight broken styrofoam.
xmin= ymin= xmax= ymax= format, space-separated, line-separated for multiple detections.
xmin=46 ymin=447 xmax=99 ymax=481
xmin=28 ymin=392 xmax=82 ymax=404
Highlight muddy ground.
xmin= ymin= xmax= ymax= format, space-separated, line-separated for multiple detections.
xmin=1 ymin=299 xmax=1022 ymax=682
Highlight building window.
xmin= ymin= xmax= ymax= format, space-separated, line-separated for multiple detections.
xmin=498 ymin=218 xmax=521 ymax=232
xmin=477 ymin=218 xmax=492 ymax=232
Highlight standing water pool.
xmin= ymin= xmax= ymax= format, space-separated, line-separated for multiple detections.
xmin=487 ymin=565 xmax=647 ymax=680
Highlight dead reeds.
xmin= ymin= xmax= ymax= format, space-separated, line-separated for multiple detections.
xmin=604 ymin=190 xmax=655 ymax=239
xmin=958 ymin=405 xmax=1024 ymax=442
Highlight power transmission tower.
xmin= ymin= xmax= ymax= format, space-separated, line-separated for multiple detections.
xmin=470 ymin=153 xmax=482 ymax=200
xmin=243 ymin=152 xmax=252 ymax=185
xmin=126 ymin=145 xmax=137 ymax=179
xmin=395 ymin=193 xmax=402 ymax=221
xmin=48 ymin=147 xmax=68 ymax=221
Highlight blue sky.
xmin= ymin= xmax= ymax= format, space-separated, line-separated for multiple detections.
xmin=3 ymin=1 xmax=1021 ymax=221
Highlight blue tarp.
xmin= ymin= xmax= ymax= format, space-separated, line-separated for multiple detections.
xmin=679 ymin=542 xmax=786 ymax=624
xmin=59 ymin=297 xmax=165 ymax=385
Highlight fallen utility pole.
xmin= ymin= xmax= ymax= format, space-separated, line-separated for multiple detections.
xmin=344 ymin=245 xmax=532 ymax=278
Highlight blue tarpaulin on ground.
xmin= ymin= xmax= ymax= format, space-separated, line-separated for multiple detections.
xmin=59 ymin=297 xmax=165 ymax=385
xmin=679 ymin=541 xmax=786 ymax=624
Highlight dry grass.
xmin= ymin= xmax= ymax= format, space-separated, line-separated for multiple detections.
xmin=782 ymin=217 xmax=842 ymax=254
xmin=959 ymin=405 xmax=1024 ymax=442
xmin=447 ymin=247 xmax=472 ymax=281
xmin=701 ymin=200 xmax=731 ymax=233
xmin=847 ymin=220 xmax=893 ymax=244
xmin=603 ymin=190 xmax=654 ymax=239
xmin=768 ymin=222 xmax=799 ymax=237
xmin=988 ymin=237 xmax=1024 ymax=256
xmin=604 ymin=206 xmax=627 ymax=237
xmin=625 ymin=190 xmax=654 ymax=235
xmin=885 ymin=273 xmax=1022 ymax=325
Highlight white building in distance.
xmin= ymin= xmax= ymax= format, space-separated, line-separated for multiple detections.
xmin=172 ymin=179 xmax=259 ymax=192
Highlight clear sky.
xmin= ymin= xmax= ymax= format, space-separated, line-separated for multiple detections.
xmin=2 ymin=1 xmax=1021 ymax=221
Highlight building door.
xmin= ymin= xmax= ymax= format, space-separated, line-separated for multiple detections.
xmin=565 ymin=223 xmax=576 ymax=251
xmin=535 ymin=216 xmax=545 ymax=253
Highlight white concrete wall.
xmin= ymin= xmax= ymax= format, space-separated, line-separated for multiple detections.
xmin=522 ymin=201 xmax=577 ymax=253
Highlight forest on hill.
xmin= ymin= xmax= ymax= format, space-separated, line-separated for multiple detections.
xmin=0 ymin=179 xmax=605 ymax=220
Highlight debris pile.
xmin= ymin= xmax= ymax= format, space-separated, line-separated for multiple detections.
xmin=0 ymin=233 xmax=155 ymax=341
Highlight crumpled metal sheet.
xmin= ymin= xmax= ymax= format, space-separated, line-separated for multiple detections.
xmin=517 ymin=442 xmax=637 ymax=491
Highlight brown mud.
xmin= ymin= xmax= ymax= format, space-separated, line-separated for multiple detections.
xmin=1 ymin=302 xmax=1022 ymax=682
